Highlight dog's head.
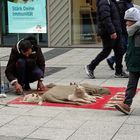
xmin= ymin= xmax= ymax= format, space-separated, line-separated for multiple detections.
xmin=23 ymin=93 xmax=43 ymax=105
xmin=74 ymin=85 xmax=86 ymax=98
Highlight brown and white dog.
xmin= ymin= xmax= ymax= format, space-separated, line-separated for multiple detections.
xmin=68 ymin=84 xmax=96 ymax=103
xmin=23 ymin=84 xmax=97 ymax=105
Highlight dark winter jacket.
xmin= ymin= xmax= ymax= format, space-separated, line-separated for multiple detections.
xmin=125 ymin=21 xmax=140 ymax=72
xmin=96 ymin=0 xmax=122 ymax=36
xmin=115 ymin=0 xmax=133 ymax=35
xmin=5 ymin=39 xmax=45 ymax=84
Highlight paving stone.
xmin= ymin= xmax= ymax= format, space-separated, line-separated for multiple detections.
xmin=8 ymin=116 xmax=51 ymax=127
xmin=113 ymin=135 xmax=140 ymax=140
xmin=0 ymin=114 xmax=18 ymax=126
xmin=0 ymin=106 xmax=32 ymax=115
xmin=24 ymin=107 xmax=61 ymax=117
xmin=0 ymin=125 xmax=37 ymax=137
xmin=27 ymin=127 xmax=74 ymax=140
xmin=68 ymin=134 xmax=113 ymax=140
xmin=0 ymin=135 xmax=22 ymax=140
xmin=116 ymin=124 xmax=140 ymax=136
xmin=43 ymin=119 xmax=85 ymax=130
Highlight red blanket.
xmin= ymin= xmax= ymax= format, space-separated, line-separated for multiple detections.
xmin=8 ymin=87 xmax=138 ymax=110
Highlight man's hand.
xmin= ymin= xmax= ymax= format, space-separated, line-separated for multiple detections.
xmin=110 ymin=32 xmax=117 ymax=39
xmin=37 ymin=80 xmax=45 ymax=91
xmin=14 ymin=82 xmax=23 ymax=94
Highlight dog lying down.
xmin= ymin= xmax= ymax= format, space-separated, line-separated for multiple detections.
xmin=23 ymin=83 xmax=110 ymax=105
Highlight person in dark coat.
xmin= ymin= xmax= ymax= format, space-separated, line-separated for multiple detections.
xmin=115 ymin=7 xmax=140 ymax=115
xmin=5 ymin=36 xmax=45 ymax=94
xmin=85 ymin=0 xmax=128 ymax=78
xmin=106 ymin=0 xmax=133 ymax=70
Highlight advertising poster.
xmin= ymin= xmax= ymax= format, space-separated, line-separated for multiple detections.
xmin=8 ymin=0 xmax=47 ymax=33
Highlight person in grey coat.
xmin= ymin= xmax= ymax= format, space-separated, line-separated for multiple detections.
xmin=115 ymin=7 xmax=140 ymax=115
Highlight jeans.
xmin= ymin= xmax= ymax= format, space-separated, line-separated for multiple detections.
xmin=16 ymin=58 xmax=43 ymax=86
xmin=89 ymin=33 xmax=123 ymax=74
xmin=124 ymin=72 xmax=140 ymax=106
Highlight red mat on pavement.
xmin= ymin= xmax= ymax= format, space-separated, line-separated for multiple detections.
xmin=8 ymin=87 xmax=139 ymax=110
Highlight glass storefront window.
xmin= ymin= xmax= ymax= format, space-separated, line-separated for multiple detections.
xmin=72 ymin=0 xmax=100 ymax=45
xmin=134 ymin=0 xmax=140 ymax=5
xmin=0 ymin=0 xmax=48 ymax=46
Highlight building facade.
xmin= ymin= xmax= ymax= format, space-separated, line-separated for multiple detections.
xmin=0 ymin=0 xmax=140 ymax=47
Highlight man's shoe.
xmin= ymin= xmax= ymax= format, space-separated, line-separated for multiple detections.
xmin=85 ymin=65 xmax=95 ymax=79
xmin=114 ymin=71 xmax=129 ymax=78
xmin=106 ymin=59 xmax=114 ymax=70
xmin=115 ymin=103 xmax=130 ymax=115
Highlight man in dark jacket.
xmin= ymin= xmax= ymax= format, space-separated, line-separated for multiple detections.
xmin=5 ymin=36 xmax=45 ymax=94
xmin=85 ymin=0 xmax=128 ymax=78
xmin=106 ymin=0 xmax=133 ymax=70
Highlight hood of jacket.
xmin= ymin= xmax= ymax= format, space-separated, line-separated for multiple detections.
xmin=15 ymin=38 xmax=37 ymax=55
xmin=127 ymin=21 xmax=140 ymax=36
xmin=16 ymin=39 xmax=24 ymax=54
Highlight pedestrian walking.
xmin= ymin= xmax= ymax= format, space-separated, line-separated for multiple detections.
xmin=106 ymin=0 xmax=133 ymax=70
xmin=115 ymin=7 xmax=140 ymax=115
xmin=85 ymin=0 xmax=128 ymax=78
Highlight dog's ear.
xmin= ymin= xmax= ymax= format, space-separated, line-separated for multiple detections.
xmin=75 ymin=83 xmax=79 ymax=88
xmin=33 ymin=93 xmax=39 ymax=97
xmin=75 ymin=85 xmax=79 ymax=90
xmin=70 ymin=82 xmax=72 ymax=85
xmin=74 ymin=82 xmax=77 ymax=85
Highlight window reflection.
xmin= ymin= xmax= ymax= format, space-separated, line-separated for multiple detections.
xmin=72 ymin=0 xmax=100 ymax=45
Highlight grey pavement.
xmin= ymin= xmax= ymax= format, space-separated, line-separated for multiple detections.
xmin=0 ymin=47 xmax=140 ymax=140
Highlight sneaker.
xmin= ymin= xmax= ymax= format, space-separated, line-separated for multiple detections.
xmin=85 ymin=65 xmax=95 ymax=79
xmin=115 ymin=103 xmax=130 ymax=115
xmin=107 ymin=59 xmax=114 ymax=70
xmin=114 ymin=71 xmax=129 ymax=78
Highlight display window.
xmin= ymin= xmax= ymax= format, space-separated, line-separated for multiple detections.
xmin=72 ymin=0 xmax=100 ymax=45
xmin=0 ymin=0 xmax=48 ymax=46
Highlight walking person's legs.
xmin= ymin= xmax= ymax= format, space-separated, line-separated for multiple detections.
xmin=85 ymin=35 xmax=112 ymax=78
xmin=106 ymin=34 xmax=128 ymax=70
xmin=113 ymin=34 xmax=128 ymax=78
xmin=115 ymin=72 xmax=140 ymax=115
xmin=124 ymin=72 xmax=140 ymax=106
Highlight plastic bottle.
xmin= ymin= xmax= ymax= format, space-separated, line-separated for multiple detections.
xmin=0 ymin=81 xmax=7 ymax=98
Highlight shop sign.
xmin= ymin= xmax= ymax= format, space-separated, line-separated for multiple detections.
xmin=7 ymin=0 xmax=47 ymax=33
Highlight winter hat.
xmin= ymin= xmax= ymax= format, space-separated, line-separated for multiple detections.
xmin=124 ymin=7 xmax=140 ymax=21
